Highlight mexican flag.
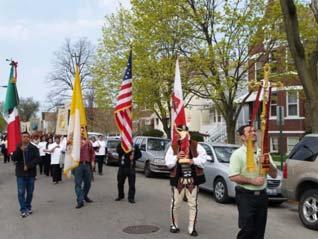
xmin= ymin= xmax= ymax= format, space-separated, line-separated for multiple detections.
xmin=2 ymin=62 xmax=21 ymax=154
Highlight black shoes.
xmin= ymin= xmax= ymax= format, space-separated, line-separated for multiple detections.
xmin=115 ymin=197 xmax=135 ymax=203
xmin=84 ymin=197 xmax=93 ymax=203
xmin=75 ymin=202 xmax=84 ymax=209
xmin=169 ymin=226 xmax=197 ymax=236
xmin=190 ymin=230 xmax=198 ymax=237
xmin=170 ymin=225 xmax=180 ymax=233
xmin=76 ymin=197 xmax=92 ymax=208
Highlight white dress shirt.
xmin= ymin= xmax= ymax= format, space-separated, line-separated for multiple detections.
xmin=96 ymin=140 xmax=106 ymax=156
xmin=38 ymin=141 xmax=47 ymax=157
xmin=49 ymin=142 xmax=63 ymax=165
xmin=165 ymin=143 xmax=207 ymax=169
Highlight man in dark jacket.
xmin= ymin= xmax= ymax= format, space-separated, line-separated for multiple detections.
xmin=12 ymin=131 xmax=40 ymax=218
xmin=115 ymin=143 xmax=142 ymax=203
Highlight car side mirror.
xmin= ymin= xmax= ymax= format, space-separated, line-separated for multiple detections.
xmin=140 ymin=144 xmax=146 ymax=151
xmin=207 ymin=155 xmax=214 ymax=162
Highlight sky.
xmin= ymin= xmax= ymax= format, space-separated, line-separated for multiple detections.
xmin=0 ymin=0 xmax=131 ymax=111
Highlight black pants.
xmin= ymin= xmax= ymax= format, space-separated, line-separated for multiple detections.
xmin=44 ymin=154 xmax=51 ymax=176
xmin=3 ymin=149 xmax=9 ymax=163
xmin=235 ymin=187 xmax=268 ymax=239
xmin=38 ymin=156 xmax=46 ymax=174
xmin=51 ymin=164 xmax=62 ymax=183
xmin=96 ymin=155 xmax=104 ymax=174
xmin=117 ymin=167 xmax=136 ymax=200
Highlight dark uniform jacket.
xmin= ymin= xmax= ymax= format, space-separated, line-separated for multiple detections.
xmin=12 ymin=143 xmax=40 ymax=177
xmin=117 ymin=144 xmax=142 ymax=168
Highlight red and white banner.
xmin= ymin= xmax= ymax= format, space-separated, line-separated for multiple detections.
xmin=171 ymin=59 xmax=187 ymax=142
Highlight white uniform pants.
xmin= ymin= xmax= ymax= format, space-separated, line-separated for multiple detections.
xmin=170 ymin=184 xmax=199 ymax=233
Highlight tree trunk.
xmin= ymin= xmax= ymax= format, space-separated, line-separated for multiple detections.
xmin=280 ymin=0 xmax=318 ymax=133
xmin=161 ymin=117 xmax=171 ymax=139
xmin=226 ymin=117 xmax=236 ymax=144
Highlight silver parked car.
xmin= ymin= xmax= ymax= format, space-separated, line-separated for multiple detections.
xmin=199 ymin=142 xmax=287 ymax=204
xmin=133 ymin=136 xmax=170 ymax=177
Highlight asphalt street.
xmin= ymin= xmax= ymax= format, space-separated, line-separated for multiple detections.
xmin=0 ymin=159 xmax=316 ymax=239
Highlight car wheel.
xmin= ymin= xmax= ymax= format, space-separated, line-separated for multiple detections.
xmin=299 ymin=189 xmax=318 ymax=230
xmin=144 ymin=161 xmax=153 ymax=178
xmin=213 ymin=178 xmax=229 ymax=204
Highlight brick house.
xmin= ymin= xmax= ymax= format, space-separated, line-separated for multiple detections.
xmin=248 ymin=44 xmax=307 ymax=155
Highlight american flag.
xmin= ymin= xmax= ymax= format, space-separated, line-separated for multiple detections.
xmin=114 ymin=52 xmax=133 ymax=153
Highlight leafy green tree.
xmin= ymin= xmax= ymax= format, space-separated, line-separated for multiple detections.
xmin=0 ymin=114 xmax=6 ymax=132
xmin=91 ymin=8 xmax=134 ymax=109
xmin=131 ymin=0 xmax=287 ymax=143
xmin=173 ymin=0 xmax=283 ymax=143
xmin=92 ymin=5 xmax=195 ymax=137
xmin=92 ymin=0 xmax=286 ymax=143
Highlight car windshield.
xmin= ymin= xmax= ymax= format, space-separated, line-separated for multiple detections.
xmin=147 ymin=138 xmax=170 ymax=151
xmin=214 ymin=146 xmax=238 ymax=163
xmin=107 ymin=140 xmax=120 ymax=149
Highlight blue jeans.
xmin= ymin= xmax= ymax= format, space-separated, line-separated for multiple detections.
xmin=17 ymin=177 xmax=35 ymax=213
xmin=73 ymin=163 xmax=91 ymax=204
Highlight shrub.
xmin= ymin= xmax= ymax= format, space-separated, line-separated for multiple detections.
xmin=142 ymin=129 xmax=164 ymax=137
xmin=189 ymin=131 xmax=204 ymax=142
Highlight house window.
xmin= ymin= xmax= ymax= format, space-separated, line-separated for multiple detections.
xmin=270 ymin=92 xmax=278 ymax=117
xmin=254 ymin=61 xmax=263 ymax=80
xmin=270 ymin=137 xmax=279 ymax=153
xmin=287 ymin=91 xmax=299 ymax=117
xmin=212 ymin=109 xmax=222 ymax=123
xmin=218 ymin=112 xmax=222 ymax=122
xmin=287 ymin=137 xmax=299 ymax=153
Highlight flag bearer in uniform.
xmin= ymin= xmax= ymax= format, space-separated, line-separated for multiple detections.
xmin=165 ymin=125 xmax=207 ymax=237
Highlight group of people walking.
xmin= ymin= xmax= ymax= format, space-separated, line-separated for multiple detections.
xmin=4 ymin=123 xmax=277 ymax=239
xmin=7 ymin=131 xmax=108 ymax=216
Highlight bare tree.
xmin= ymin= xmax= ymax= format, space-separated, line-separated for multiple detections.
xmin=18 ymin=97 xmax=40 ymax=122
xmin=47 ymin=38 xmax=95 ymax=109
